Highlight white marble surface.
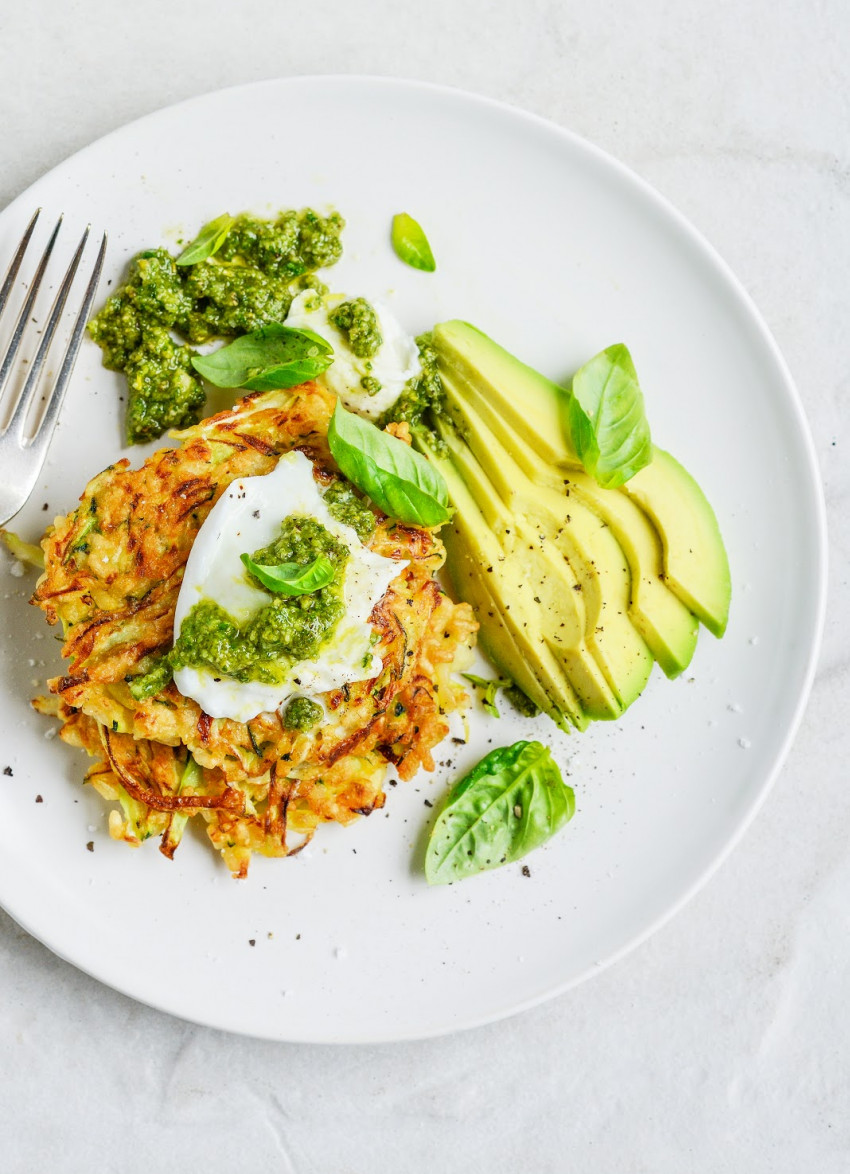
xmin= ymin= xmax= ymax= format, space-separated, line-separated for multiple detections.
xmin=1 ymin=1 xmax=847 ymax=1170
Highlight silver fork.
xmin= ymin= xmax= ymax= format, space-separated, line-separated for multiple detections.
xmin=0 ymin=210 xmax=107 ymax=525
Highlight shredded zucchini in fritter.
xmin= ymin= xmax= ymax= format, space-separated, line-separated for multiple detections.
xmin=31 ymin=381 xmax=476 ymax=876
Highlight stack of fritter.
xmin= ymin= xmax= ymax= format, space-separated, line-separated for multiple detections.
xmin=32 ymin=382 xmax=476 ymax=876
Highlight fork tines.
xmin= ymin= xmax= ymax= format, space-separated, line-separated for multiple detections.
xmin=0 ymin=210 xmax=106 ymax=525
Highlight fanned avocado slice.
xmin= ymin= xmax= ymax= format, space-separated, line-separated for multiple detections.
xmin=439 ymin=384 xmax=653 ymax=713
xmin=437 ymin=425 xmax=621 ymax=721
xmin=433 ymin=319 xmax=580 ymax=468
xmin=433 ymin=319 xmax=729 ymax=645
xmin=560 ymin=470 xmax=699 ymax=677
xmin=622 ymin=449 xmax=731 ymax=638
xmin=419 ymin=436 xmax=587 ymax=731
xmin=438 ymin=365 xmax=698 ymax=677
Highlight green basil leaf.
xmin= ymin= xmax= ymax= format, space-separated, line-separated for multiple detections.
xmin=462 ymin=673 xmax=512 ymax=719
xmin=240 ymin=553 xmax=335 ymax=595
xmin=191 ymin=324 xmax=333 ymax=391
xmin=176 ymin=213 xmax=236 ymax=266
xmin=391 ymin=212 xmax=436 ymax=272
xmin=425 ymin=740 xmax=575 ymax=884
xmin=566 ymin=343 xmax=652 ymax=488
xmin=327 ymin=400 xmax=451 ymax=527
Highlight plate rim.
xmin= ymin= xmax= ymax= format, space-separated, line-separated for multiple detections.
xmin=0 ymin=73 xmax=828 ymax=1043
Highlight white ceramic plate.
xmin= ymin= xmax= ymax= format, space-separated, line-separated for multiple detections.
xmin=0 ymin=77 xmax=826 ymax=1043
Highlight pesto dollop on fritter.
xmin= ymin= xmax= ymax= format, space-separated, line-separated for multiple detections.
xmin=172 ymin=515 xmax=350 ymax=687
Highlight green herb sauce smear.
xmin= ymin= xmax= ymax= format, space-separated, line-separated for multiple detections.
xmin=328 ymin=297 xmax=382 ymax=359
xmin=380 ymin=332 xmax=446 ymax=433
xmin=323 ymin=479 xmax=376 ymax=543
xmin=171 ymin=516 xmax=349 ymax=686
xmin=127 ymin=514 xmax=351 ymax=699
xmin=89 ymin=210 xmax=345 ymax=444
xmin=282 ymin=697 xmax=324 ymax=731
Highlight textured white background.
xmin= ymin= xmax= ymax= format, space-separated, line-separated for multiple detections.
xmin=0 ymin=1 xmax=847 ymax=1170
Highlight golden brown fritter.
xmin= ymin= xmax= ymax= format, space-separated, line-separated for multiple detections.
xmin=32 ymin=382 xmax=476 ymax=876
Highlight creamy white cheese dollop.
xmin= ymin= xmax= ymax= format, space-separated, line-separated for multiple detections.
xmin=173 ymin=451 xmax=407 ymax=723
xmin=284 ymin=290 xmax=420 ymax=420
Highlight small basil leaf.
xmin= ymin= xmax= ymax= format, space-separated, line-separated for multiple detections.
xmin=327 ymin=399 xmax=451 ymax=527
xmin=391 ymin=213 xmax=436 ymax=273
xmin=425 ymin=740 xmax=575 ymax=885
xmin=191 ymin=323 xmax=333 ymax=390
xmin=176 ymin=213 xmax=235 ymax=266
xmin=566 ymin=343 xmax=652 ymax=489
xmin=240 ymin=553 xmax=335 ymax=595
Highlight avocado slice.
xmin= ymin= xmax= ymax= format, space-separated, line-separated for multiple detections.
xmin=434 ymin=320 xmax=729 ymax=644
xmin=433 ymin=319 xmax=579 ymax=469
xmin=560 ymin=470 xmax=699 ymax=676
xmin=439 ymin=365 xmax=698 ymax=677
xmin=446 ymin=538 xmax=586 ymax=733
xmin=437 ymin=426 xmax=621 ymax=721
xmin=419 ymin=436 xmax=588 ymax=730
xmin=622 ymin=449 xmax=731 ymax=638
xmin=437 ymin=396 xmax=653 ymax=714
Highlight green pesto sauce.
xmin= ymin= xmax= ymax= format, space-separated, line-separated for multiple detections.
xmin=124 ymin=326 xmax=206 ymax=443
xmin=297 ymin=273 xmax=329 ymax=296
xmin=283 ymin=696 xmax=324 ymax=731
xmin=380 ymin=332 xmax=446 ymax=433
xmin=88 ymin=249 xmax=193 ymax=369
xmin=89 ymin=210 xmax=345 ymax=445
xmin=504 ymin=684 xmax=541 ymax=718
xmin=217 ymin=210 xmax=344 ymax=276
xmin=127 ymin=654 xmax=173 ymax=701
xmin=323 ymin=479 xmax=376 ymax=543
xmin=126 ymin=483 xmax=375 ymax=702
xmin=171 ymin=515 xmax=349 ymax=686
xmin=328 ymin=297 xmax=382 ymax=359
xmin=180 ymin=261 xmax=293 ymax=344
